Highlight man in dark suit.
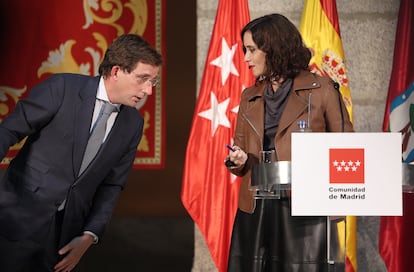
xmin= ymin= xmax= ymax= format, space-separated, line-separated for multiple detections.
xmin=0 ymin=34 xmax=162 ymax=272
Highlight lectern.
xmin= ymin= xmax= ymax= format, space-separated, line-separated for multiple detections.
xmin=250 ymin=160 xmax=345 ymax=271
xmin=250 ymin=160 xmax=291 ymax=199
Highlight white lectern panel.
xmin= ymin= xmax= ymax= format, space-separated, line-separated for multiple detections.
xmin=291 ymin=132 xmax=402 ymax=216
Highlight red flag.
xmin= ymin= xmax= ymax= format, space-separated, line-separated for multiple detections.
xmin=380 ymin=0 xmax=414 ymax=271
xmin=181 ymin=0 xmax=252 ymax=271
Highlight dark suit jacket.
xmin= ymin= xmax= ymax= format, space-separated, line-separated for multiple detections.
xmin=0 ymin=73 xmax=143 ymax=247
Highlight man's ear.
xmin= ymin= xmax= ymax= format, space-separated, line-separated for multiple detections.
xmin=111 ymin=65 xmax=121 ymax=78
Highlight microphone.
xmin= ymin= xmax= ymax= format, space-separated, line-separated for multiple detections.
xmin=307 ymin=93 xmax=312 ymax=129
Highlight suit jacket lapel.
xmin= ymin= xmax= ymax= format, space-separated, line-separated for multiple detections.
xmin=73 ymin=77 xmax=100 ymax=177
xmin=89 ymin=106 xmax=124 ymax=162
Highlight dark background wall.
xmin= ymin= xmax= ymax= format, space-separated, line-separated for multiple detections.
xmin=114 ymin=0 xmax=196 ymax=217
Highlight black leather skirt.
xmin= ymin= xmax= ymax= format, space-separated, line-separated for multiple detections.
xmin=227 ymin=197 xmax=341 ymax=272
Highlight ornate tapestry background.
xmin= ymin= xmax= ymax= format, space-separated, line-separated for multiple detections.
xmin=0 ymin=0 xmax=165 ymax=169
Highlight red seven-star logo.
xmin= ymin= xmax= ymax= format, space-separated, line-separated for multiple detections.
xmin=329 ymin=148 xmax=364 ymax=184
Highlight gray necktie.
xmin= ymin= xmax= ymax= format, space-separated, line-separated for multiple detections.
xmin=58 ymin=102 xmax=117 ymax=211
xmin=79 ymin=101 xmax=118 ymax=174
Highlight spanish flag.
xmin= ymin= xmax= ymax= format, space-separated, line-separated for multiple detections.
xmin=299 ymin=0 xmax=357 ymax=271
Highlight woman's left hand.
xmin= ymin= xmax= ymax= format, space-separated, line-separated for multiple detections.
xmin=228 ymin=146 xmax=248 ymax=166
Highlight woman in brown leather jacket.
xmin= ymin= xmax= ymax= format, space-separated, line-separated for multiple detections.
xmin=225 ymin=14 xmax=354 ymax=272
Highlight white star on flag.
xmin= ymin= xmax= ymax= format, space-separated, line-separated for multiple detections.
xmin=210 ymin=37 xmax=240 ymax=85
xmin=231 ymin=105 xmax=239 ymax=114
xmin=198 ymin=92 xmax=231 ymax=136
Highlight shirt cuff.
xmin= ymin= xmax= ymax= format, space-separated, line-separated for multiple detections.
xmin=83 ymin=231 xmax=99 ymax=244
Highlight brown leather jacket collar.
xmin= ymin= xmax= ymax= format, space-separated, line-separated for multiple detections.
xmin=230 ymin=70 xmax=353 ymax=213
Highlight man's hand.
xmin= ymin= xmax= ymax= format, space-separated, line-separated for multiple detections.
xmin=54 ymin=233 xmax=95 ymax=272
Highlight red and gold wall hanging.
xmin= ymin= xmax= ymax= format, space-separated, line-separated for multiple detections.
xmin=0 ymin=0 xmax=166 ymax=169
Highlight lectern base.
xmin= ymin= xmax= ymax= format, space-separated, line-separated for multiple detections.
xmin=252 ymin=184 xmax=291 ymax=199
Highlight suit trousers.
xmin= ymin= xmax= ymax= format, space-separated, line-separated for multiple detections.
xmin=0 ymin=209 xmax=76 ymax=272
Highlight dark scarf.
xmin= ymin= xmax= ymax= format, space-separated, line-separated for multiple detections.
xmin=263 ymin=78 xmax=293 ymax=151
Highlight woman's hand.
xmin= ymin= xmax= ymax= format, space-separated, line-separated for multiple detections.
xmin=226 ymin=145 xmax=248 ymax=167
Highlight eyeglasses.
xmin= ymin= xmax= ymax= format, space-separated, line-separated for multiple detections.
xmin=132 ymin=72 xmax=159 ymax=87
